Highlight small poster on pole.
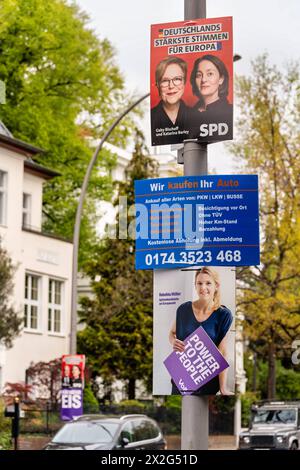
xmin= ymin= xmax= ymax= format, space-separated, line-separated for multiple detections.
xmin=150 ymin=16 xmax=233 ymax=146
xmin=60 ymin=354 xmax=85 ymax=421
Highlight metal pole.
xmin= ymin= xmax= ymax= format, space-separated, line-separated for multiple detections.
xmin=181 ymin=0 xmax=209 ymax=451
xmin=183 ymin=141 xmax=207 ymax=176
xmin=253 ymin=351 xmax=257 ymax=392
xmin=46 ymin=401 xmax=50 ymax=434
xmin=13 ymin=398 xmax=20 ymax=451
xmin=70 ymin=93 xmax=150 ymax=354
xmin=184 ymin=0 xmax=206 ymax=19
xmin=234 ymin=395 xmax=242 ymax=448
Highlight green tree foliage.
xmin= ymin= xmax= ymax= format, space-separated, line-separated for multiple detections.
xmin=0 ymin=243 xmax=22 ymax=347
xmin=0 ymin=0 xmax=134 ymax=266
xmin=232 ymin=55 xmax=300 ymax=398
xmin=245 ymin=357 xmax=300 ymax=400
xmin=78 ymin=130 xmax=158 ymax=399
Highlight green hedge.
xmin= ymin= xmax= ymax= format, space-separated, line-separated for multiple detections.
xmin=83 ymin=384 xmax=99 ymax=413
xmin=0 ymin=399 xmax=12 ymax=450
xmin=240 ymin=392 xmax=261 ymax=428
xmin=0 ymin=431 xmax=12 ymax=450
xmin=100 ymin=401 xmax=181 ymax=435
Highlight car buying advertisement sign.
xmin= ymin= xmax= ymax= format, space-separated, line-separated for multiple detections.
xmin=61 ymin=354 xmax=85 ymax=421
xmin=135 ymin=175 xmax=259 ymax=270
xmin=153 ymin=267 xmax=235 ymax=395
xmin=150 ymin=16 xmax=233 ymax=146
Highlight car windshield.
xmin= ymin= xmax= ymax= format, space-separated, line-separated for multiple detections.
xmin=253 ymin=409 xmax=297 ymax=425
xmin=52 ymin=421 xmax=119 ymax=444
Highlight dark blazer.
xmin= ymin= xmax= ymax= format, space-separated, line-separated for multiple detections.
xmin=151 ymin=100 xmax=190 ymax=146
xmin=189 ymin=97 xmax=233 ymax=142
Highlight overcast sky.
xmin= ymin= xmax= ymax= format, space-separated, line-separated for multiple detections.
xmin=75 ymin=0 xmax=300 ymax=172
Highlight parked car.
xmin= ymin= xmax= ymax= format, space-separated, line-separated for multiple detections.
xmin=239 ymin=400 xmax=300 ymax=450
xmin=44 ymin=414 xmax=167 ymax=450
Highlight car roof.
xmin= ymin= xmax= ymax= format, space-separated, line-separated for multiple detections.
xmin=72 ymin=414 xmax=149 ymax=423
xmin=253 ymin=401 xmax=300 ymax=410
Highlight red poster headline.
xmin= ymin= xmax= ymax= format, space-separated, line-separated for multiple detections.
xmin=61 ymin=354 xmax=85 ymax=389
xmin=150 ymin=17 xmax=233 ymax=146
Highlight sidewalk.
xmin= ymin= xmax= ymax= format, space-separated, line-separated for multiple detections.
xmin=166 ymin=435 xmax=237 ymax=450
xmin=18 ymin=434 xmax=237 ymax=450
xmin=19 ymin=436 xmax=50 ymax=450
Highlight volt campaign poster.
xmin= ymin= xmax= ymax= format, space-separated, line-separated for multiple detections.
xmin=164 ymin=326 xmax=229 ymax=395
xmin=153 ymin=267 xmax=235 ymax=395
xmin=135 ymin=175 xmax=260 ymax=270
xmin=61 ymin=354 xmax=85 ymax=421
xmin=150 ymin=16 xmax=233 ymax=146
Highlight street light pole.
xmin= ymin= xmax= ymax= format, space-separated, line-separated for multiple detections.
xmin=184 ymin=0 xmax=206 ymax=18
xmin=181 ymin=1 xmax=241 ymax=450
xmin=181 ymin=0 xmax=209 ymax=451
xmin=69 ymin=92 xmax=150 ymax=354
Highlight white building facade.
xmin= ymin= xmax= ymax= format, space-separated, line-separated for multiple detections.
xmin=95 ymin=142 xmax=180 ymax=236
xmin=0 ymin=123 xmax=73 ymax=390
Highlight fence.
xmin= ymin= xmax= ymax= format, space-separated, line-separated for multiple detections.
xmin=19 ymin=406 xmax=61 ymax=435
xmin=17 ymin=401 xmax=234 ymax=436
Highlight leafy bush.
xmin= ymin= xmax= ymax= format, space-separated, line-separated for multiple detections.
xmin=240 ymin=392 xmax=261 ymax=428
xmin=164 ymin=396 xmax=181 ymax=410
xmin=209 ymin=395 xmax=236 ymax=414
xmin=83 ymin=384 xmax=99 ymax=413
xmin=0 ymin=431 xmax=11 ymax=450
xmin=276 ymin=366 xmax=300 ymax=399
xmin=0 ymin=399 xmax=11 ymax=433
xmin=118 ymin=400 xmax=145 ymax=411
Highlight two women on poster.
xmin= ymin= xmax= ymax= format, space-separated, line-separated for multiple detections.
xmin=151 ymin=54 xmax=233 ymax=146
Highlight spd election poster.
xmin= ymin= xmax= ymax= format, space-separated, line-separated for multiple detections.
xmin=150 ymin=17 xmax=233 ymax=146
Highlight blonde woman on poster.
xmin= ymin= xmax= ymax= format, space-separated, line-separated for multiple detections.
xmin=169 ymin=267 xmax=233 ymax=395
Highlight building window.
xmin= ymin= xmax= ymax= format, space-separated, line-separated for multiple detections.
xmin=0 ymin=170 xmax=7 ymax=225
xmin=48 ymin=279 xmax=63 ymax=333
xmin=24 ymin=274 xmax=40 ymax=330
xmin=22 ymin=193 xmax=31 ymax=228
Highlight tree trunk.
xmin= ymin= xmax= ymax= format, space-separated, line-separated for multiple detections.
xmin=267 ymin=343 xmax=276 ymax=399
xmin=253 ymin=352 xmax=257 ymax=393
xmin=128 ymin=378 xmax=136 ymax=400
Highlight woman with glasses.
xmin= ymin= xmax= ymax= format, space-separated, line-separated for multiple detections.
xmin=151 ymin=57 xmax=190 ymax=145
xmin=189 ymin=54 xmax=233 ymax=142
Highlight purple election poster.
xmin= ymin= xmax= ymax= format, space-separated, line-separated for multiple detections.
xmin=60 ymin=388 xmax=83 ymax=421
xmin=164 ymin=326 xmax=229 ymax=395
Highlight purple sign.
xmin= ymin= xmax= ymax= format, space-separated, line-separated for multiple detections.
xmin=164 ymin=326 xmax=229 ymax=395
xmin=60 ymin=388 xmax=83 ymax=421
